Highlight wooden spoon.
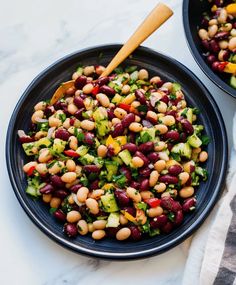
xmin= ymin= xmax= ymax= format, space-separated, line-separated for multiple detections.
xmin=50 ymin=2 xmax=173 ymax=105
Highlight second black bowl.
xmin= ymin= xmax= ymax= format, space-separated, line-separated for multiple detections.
xmin=183 ymin=0 xmax=236 ymax=98
xmin=6 ymin=44 xmax=228 ymax=259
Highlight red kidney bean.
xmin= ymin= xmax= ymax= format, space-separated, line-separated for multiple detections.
xmin=207 ymin=54 xmax=217 ymax=64
xmin=129 ymin=226 xmax=142 ymax=241
xmin=201 ymin=39 xmax=210 ymax=51
xmin=147 ymin=152 xmax=159 ymax=163
xmin=80 ymin=93 xmax=87 ymax=99
xmin=142 ymin=119 xmax=154 ymax=128
xmin=159 ymin=175 xmax=178 ymax=184
xmin=122 ymin=143 xmax=138 ymax=153
xmin=165 ymin=130 xmax=180 ymax=141
xmin=166 ymin=110 xmax=177 ymax=117
xmin=160 ymin=95 xmax=169 ymax=104
xmin=189 ymin=165 xmax=195 ymax=173
xmin=185 ymin=176 xmax=192 ymax=186
xmin=84 ymin=132 xmax=95 ymax=145
xmin=50 ymin=175 xmax=65 ymax=188
xmin=120 ymin=166 xmax=132 ymax=182
xmin=106 ymin=227 xmax=120 ymax=238
xmin=83 ymin=165 xmax=100 ymax=172
xmin=63 ymin=223 xmax=78 ymax=238
xmin=39 ymin=183 xmax=54 ymax=194
xmin=107 ymin=145 xmax=115 ymax=157
xmin=130 ymin=181 xmax=140 ymax=189
xmin=55 ymin=129 xmax=70 ymax=141
xmin=74 ymin=75 xmax=87 ymax=89
xmin=107 ymin=108 xmax=115 ymax=120
xmin=212 ymin=61 xmax=220 ymax=72
xmin=167 ymin=142 xmax=174 ymax=151
xmin=128 ymin=132 xmax=136 ymax=143
xmin=139 ymin=167 xmax=151 ymax=177
xmin=44 ymin=106 xmax=55 ymax=117
xmin=146 ymin=113 xmax=157 ymax=125
xmin=201 ymin=17 xmax=209 ymax=28
xmin=161 ymin=196 xmax=182 ymax=212
xmin=19 ymin=136 xmax=34 ymax=143
xmin=114 ymin=189 xmax=130 ymax=207
xmin=70 ymin=184 xmax=82 ymax=193
xmin=70 ymin=118 xmax=75 ymax=126
xmin=209 ymin=39 xmax=220 ymax=53
xmin=111 ymin=123 xmax=124 ymax=137
xmin=54 ymin=101 xmax=66 ymax=110
xmin=221 ymin=50 xmax=230 ymax=61
xmin=139 ymin=178 xmax=149 ymax=191
xmin=123 ymin=207 xmax=136 ymax=217
xmin=183 ymin=197 xmax=197 ymax=212
xmin=99 ymin=85 xmax=116 ymax=96
xmin=168 ymin=165 xmax=183 ymax=176
xmin=54 ymin=189 xmax=68 ymax=199
xmin=150 ymin=215 xmax=168 ymax=229
xmin=96 ymin=76 xmax=109 ymax=86
xmin=74 ymin=108 xmax=85 ymax=120
xmin=173 ymin=210 xmax=183 ymax=226
xmin=162 ymin=221 xmax=173 ymax=234
xmin=138 ymin=142 xmax=154 ymax=153
xmin=135 ymin=90 xmax=147 ymax=105
xmin=122 ymin=113 xmax=136 ymax=128
xmin=134 ymin=151 xmax=149 ymax=166
xmin=89 ymin=180 xmax=99 ymax=190
xmin=54 ymin=209 xmax=66 ymax=222
xmin=179 ymin=132 xmax=187 ymax=142
xmin=181 ymin=119 xmax=194 ymax=135
xmin=214 ymin=31 xmax=229 ymax=40
xmin=73 ymin=96 xmax=85 ymax=108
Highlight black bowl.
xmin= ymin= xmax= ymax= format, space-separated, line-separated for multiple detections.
xmin=6 ymin=44 xmax=228 ymax=259
xmin=183 ymin=0 xmax=236 ymax=98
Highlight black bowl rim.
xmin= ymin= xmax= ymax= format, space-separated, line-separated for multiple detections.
xmin=182 ymin=0 xmax=236 ymax=98
xmin=6 ymin=44 xmax=228 ymax=259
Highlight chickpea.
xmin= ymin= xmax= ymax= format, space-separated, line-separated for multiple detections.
xmin=68 ymin=103 xmax=78 ymax=115
xmin=162 ymin=82 xmax=173 ymax=92
xmin=77 ymin=220 xmax=89 ymax=235
xmin=129 ymin=122 xmax=143 ymax=132
xmin=114 ymin=107 xmax=127 ymax=119
xmin=23 ymin=161 xmax=37 ymax=173
xmin=97 ymin=145 xmax=108 ymax=158
xmin=140 ymin=191 xmax=154 ymax=200
xmin=231 ymin=28 xmax=236 ymax=37
xmin=111 ymin=118 xmax=121 ymax=126
xmin=138 ymin=69 xmax=149 ymax=80
xmin=208 ymin=19 xmax=218 ymax=26
xmin=86 ymin=198 xmax=99 ymax=215
xmin=228 ymin=37 xmax=236 ymax=51
xmin=82 ymin=83 xmax=94 ymax=94
xmin=31 ymin=110 xmax=44 ymax=124
xmin=66 ymin=211 xmax=81 ymax=223
xmin=96 ymin=93 xmax=110 ymax=108
xmin=154 ymin=141 xmax=166 ymax=151
xmin=34 ymin=101 xmax=47 ymax=111
xmin=218 ymin=8 xmax=227 ymax=24
xmin=95 ymin=65 xmax=105 ymax=75
xmin=157 ymin=101 xmax=167 ymax=113
xmin=154 ymin=160 xmax=166 ymax=172
xmin=75 ymin=165 xmax=82 ymax=177
xmin=147 ymin=111 xmax=158 ymax=122
xmin=84 ymin=97 xmax=94 ymax=110
xmin=49 ymin=117 xmax=62 ymax=128
xmin=131 ymin=101 xmax=141 ymax=108
xmin=38 ymin=148 xmax=52 ymax=163
xmin=199 ymin=151 xmax=208 ymax=162
xmin=34 ymin=131 xmax=47 ymax=140
xmin=150 ymin=76 xmax=162 ymax=85
xmin=126 ymin=187 xmax=141 ymax=203
xmin=93 ymin=220 xmax=107 ymax=230
xmin=179 ymin=172 xmax=190 ymax=185
xmin=132 ymin=156 xmax=144 ymax=168
xmin=161 ymin=192 xmax=171 ymax=198
xmin=48 ymin=161 xmax=64 ymax=175
xmin=68 ymin=194 xmax=75 ymax=204
xmin=83 ymin=65 xmax=95 ymax=76
xmin=61 ymin=172 xmax=76 ymax=183
xmin=66 ymin=159 xmax=76 ymax=172
xmin=80 ymin=120 xmax=95 ymax=131
xmin=147 ymin=206 xmax=163 ymax=218
xmin=72 ymin=72 xmax=80 ymax=80
xmin=92 ymin=230 xmax=106 ymax=240
xmin=208 ymin=24 xmax=218 ymax=38
xmin=149 ymin=170 xmax=159 ymax=187
xmin=179 ymin=186 xmax=194 ymax=198
xmin=220 ymin=23 xmax=232 ymax=32
xmin=76 ymin=187 xmax=89 ymax=203
xmin=42 ymin=194 xmax=52 ymax=203
xmin=69 ymin=136 xmax=78 ymax=150
xmin=198 ymin=29 xmax=209 ymax=40
xmin=122 ymin=84 xmax=131 ymax=94
xmin=218 ymin=50 xmax=227 ymax=61
xmin=36 ymin=163 xmax=48 ymax=175
xmin=50 ymin=197 xmax=61 ymax=208
xmin=116 ymin=228 xmax=131 ymax=241
xmin=154 ymin=182 xmax=167 ymax=193
xmin=89 ymin=189 xmax=104 ymax=200
xmin=155 ymin=124 xmax=168 ymax=134
xmin=119 ymin=214 xmax=128 ymax=225
xmin=160 ymin=115 xmax=175 ymax=126
xmin=88 ymin=223 xmax=95 ymax=233
xmin=219 ymin=40 xmax=228 ymax=50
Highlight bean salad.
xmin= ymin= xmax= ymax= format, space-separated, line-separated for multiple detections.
xmin=198 ymin=0 xmax=236 ymax=88
xmin=18 ymin=64 xmax=209 ymax=241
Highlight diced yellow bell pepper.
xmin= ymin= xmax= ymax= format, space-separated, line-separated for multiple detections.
xmin=226 ymin=3 xmax=236 ymax=16
xmin=102 ymin=183 xmax=115 ymax=191
xmin=122 ymin=211 xmax=136 ymax=223
xmin=115 ymin=136 xmax=127 ymax=146
xmin=121 ymin=93 xmax=136 ymax=105
xmin=106 ymin=135 xmax=121 ymax=154
xmin=166 ymin=159 xmax=181 ymax=168
xmin=224 ymin=62 xmax=236 ymax=74
xmin=211 ymin=5 xmax=217 ymax=12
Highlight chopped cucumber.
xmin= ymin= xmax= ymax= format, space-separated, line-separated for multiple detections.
xmin=76 ymin=145 xmax=89 ymax=156
xmin=188 ymin=134 xmax=202 ymax=148
xmin=171 ymin=142 xmax=192 ymax=159
xmin=140 ymin=127 xmax=156 ymax=142
xmin=172 ymin=82 xmax=181 ymax=93
xmin=26 ymin=177 xmax=45 ymax=197
xmin=52 ymin=138 xmax=66 ymax=153
xmin=22 ymin=142 xmax=37 ymax=156
xmin=181 ymin=108 xmax=193 ymax=123
xmin=230 ymin=75 xmax=236 ymax=89
xmin=79 ymin=153 xmax=94 ymax=165
xmin=93 ymin=107 xmax=110 ymax=137
xmin=111 ymin=94 xmax=123 ymax=104
xmin=35 ymin=137 xmax=52 ymax=148
xmin=101 ymin=193 xmax=119 ymax=213
xmin=118 ymin=149 xmax=132 ymax=165
xmin=106 ymin=212 xmax=120 ymax=228
xmin=105 ymin=161 xmax=119 ymax=181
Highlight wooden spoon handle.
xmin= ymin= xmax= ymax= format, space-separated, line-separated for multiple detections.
xmin=100 ymin=3 xmax=173 ymax=77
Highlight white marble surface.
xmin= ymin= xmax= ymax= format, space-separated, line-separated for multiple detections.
xmin=1 ymin=0 xmax=236 ymax=284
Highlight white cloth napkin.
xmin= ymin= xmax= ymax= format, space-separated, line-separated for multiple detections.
xmin=182 ymin=114 xmax=236 ymax=285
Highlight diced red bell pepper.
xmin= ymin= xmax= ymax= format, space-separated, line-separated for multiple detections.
xmin=218 ymin=62 xmax=228 ymax=72
xmin=146 ymin=198 xmax=161 ymax=208
xmin=27 ymin=166 xmax=36 ymax=176
xmin=118 ymin=103 xmax=131 ymax=112
xmin=64 ymin=150 xmax=80 ymax=157
xmin=91 ymin=85 xmax=100 ymax=96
